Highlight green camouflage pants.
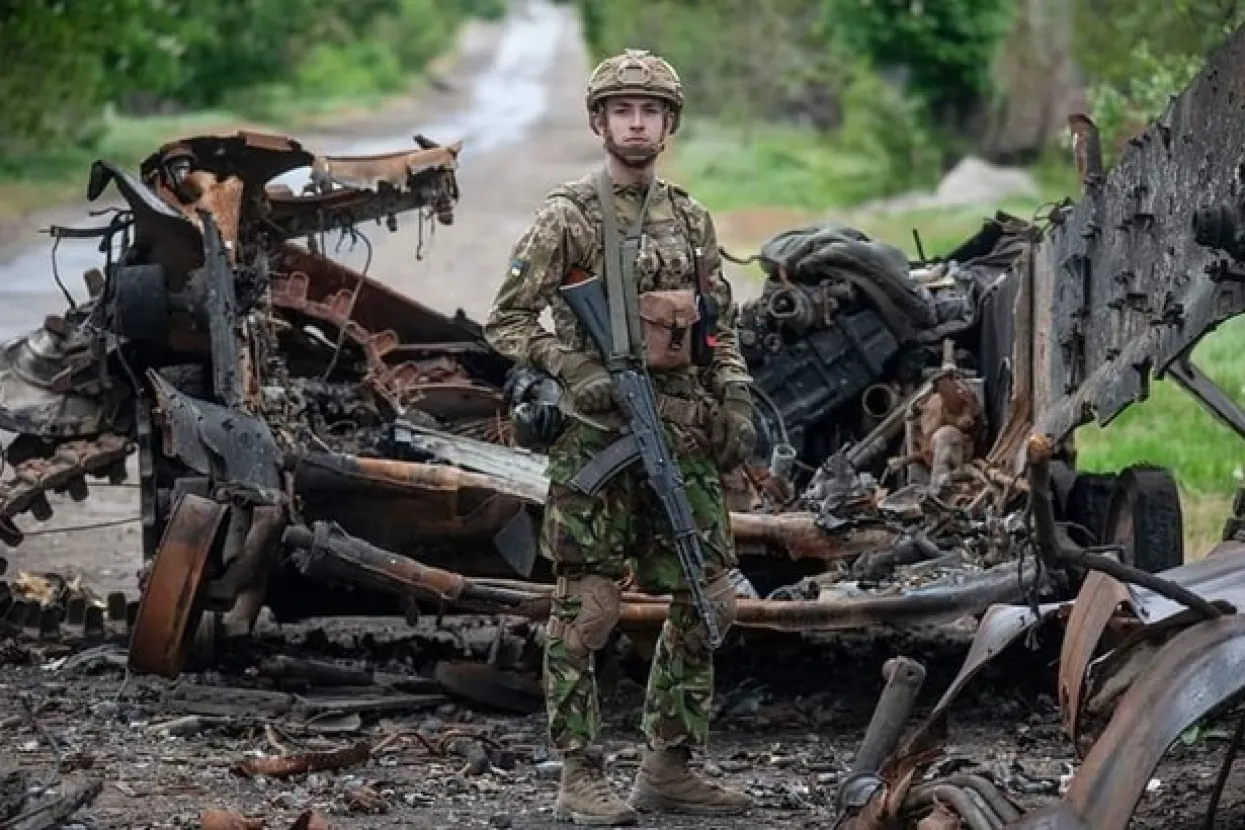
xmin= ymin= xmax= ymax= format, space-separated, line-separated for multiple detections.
xmin=540 ymin=419 xmax=736 ymax=754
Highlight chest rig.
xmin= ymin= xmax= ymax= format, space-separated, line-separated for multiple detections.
xmin=566 ymin=170 xmax=718 ymax=373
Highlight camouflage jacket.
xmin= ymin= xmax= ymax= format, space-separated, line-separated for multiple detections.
xmin=484 ymin=171 xmax=752 ymax=409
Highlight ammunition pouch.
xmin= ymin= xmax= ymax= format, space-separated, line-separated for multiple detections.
xmin=657 ymin=394 xmax=710 ymax=428
xmin=638 ymin=289 xmax=699 ymax=371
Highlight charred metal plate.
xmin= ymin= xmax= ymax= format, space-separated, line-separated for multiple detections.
xmin=149 ymin=372 xmax=282 ymax=492
xmin=128 ymin=493 xmax=227 ymax=677
xmin=433 ymin=660 xmax=543 ymax=715
xmin=1036 ymin=26 xmax=1245 ymax=441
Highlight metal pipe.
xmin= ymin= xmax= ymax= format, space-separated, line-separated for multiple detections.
xmin=929 ymin=785 xmax=1000 ymax=830
xmin=852 ymin=656 xmax=927 ymax=775
xmin=946 ymin=775 xmax=1021 ymax=823
xmin=862 ymin=383 xmax=900 ymax=422
xmin=617 ymin=560 xmax=1039 ymax=632
xmin=728 ymin=513 xmax=895 ymax=561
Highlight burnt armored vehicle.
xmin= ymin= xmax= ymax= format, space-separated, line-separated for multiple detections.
xmin=0 ymin=70 xmax=1228 ymax=676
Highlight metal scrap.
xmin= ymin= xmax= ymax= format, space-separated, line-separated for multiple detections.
xmin=232 ymin=740 xmax=372 ymax=779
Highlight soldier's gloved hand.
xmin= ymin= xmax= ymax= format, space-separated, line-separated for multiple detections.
xmin=559 ymin=352 xmax=616 ymax=414
xmin=710 ymin=383 xmax=757 ymax=470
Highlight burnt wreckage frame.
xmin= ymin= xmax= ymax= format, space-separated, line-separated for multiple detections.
xmin=2 ymin=23 xmax=1245 ymax=830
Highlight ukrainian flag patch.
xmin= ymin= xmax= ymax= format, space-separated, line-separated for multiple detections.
xmin=509 ymin=258 xmax=530 ymax=279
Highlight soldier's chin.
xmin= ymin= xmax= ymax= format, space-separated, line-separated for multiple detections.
xmin=606 ymin=138 xmax=662 ymax=167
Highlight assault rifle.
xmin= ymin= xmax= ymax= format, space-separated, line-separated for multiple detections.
xmin=558 ymin=274 xmax=724 ymax=649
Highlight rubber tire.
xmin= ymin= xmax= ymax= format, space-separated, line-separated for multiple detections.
xmin=1102 ymin=465 xmax=1184 ymax=574
xmin=433 ymin=660 xmax=544 ymax=715
xmin=1062 ymin=470 xmax=1118 ymax=546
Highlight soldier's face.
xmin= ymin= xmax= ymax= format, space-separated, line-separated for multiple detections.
xmin=601 ymin=96 xmax=669 ymax=150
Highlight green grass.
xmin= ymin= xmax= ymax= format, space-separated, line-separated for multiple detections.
xmin=668 ymin=120 xmax=938 ymax=213
xmin=1073 ymin=318 xmax=1245 ymax=555
xmin=671 ymin=122 xmax=1243 ymax=557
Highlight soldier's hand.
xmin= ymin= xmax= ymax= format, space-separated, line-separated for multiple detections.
xmin=710 ymin=383 xmax=757 ymax=470
xmin=560 ymin=353 xmax=616 ymax=414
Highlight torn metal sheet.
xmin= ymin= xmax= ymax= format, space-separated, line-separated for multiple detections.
xmin=1015 ymin=614 xmax=1245 ymax=830
xmin=1056 ymin=540 xmax=1245 ymax=745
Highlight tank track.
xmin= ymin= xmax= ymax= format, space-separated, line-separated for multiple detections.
xmin=0 ymin=433 xmax=140 ymax=644
xmin=0 ymin=556 xmax=140 ymax=645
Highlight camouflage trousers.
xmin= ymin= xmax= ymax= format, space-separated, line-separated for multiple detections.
xmin=540 ymin=419 xmax=736 ymax=754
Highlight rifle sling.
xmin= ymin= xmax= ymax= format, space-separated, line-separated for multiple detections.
xmin=594 ymin=169 xmax=659 ymax=362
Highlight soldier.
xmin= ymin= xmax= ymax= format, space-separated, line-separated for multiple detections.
xmin=484 ymin=48 xmax=758 ymax=825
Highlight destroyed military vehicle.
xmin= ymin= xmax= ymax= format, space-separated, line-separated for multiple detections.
xmin=820 ymin=26 xmax=1245 ymax=829
xmin=0 ymin=63 xmax=1231 ymax=679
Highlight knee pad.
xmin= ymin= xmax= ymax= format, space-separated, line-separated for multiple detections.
xmin=549 ymin=574 xmax=621 ymax=658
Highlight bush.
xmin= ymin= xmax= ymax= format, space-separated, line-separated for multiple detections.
xmin=820 ymin=0 xmax=1014 ymax=128
xmin=294 ymin=41 xmax=407 ymax=99
xmin=1086 ymin=43 xmax=1206 ymax=165
xmin=0 ymin=0 xmax=508 ymax=178
xmin=835 ymin=64 xmax=942 ymax=195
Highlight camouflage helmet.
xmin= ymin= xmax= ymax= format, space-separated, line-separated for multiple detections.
xmin=585 ymin=48 xmax=684 ymax=133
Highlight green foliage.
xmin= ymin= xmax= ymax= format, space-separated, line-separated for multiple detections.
xmin=0 ymin=0 xmax=506 ymax=177
xmin=672 ymin=122 xmax=891 ymax=212
xmin=1073 ymin=0 xmax=1245 ymax=163
xmin=834 ymin=63 xmax=942 ymax=194
xmin=293 ymin=41 xmax=407 ymax=100
xmin=1086 ymin=44 xmax=1204 ymax=164
xmin=1073 ymin=0 xmax=1243 ymax=86
xmin=574 ymin=0 xmax=848 ymax=129
xmin=820 ymin=0 xmax=1014 ymax=124
xmin=378 ymin=0 xmax=457 ymax=73
xmin=0 ymin=1 xmax=132 ymax=162
xmin=671 ymin=106 xmax=939 ymax=215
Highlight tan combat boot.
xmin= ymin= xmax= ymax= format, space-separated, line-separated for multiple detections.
xmin=628 ymin=746 xmax=753 ymax=815
xmin=554 ymin=750 xmax=639 ymax=826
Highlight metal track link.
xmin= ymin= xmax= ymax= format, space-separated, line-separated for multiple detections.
xmin=0 ymin=433 xmax=135 ymax=547
xmin=0 ymin=556 xmax=140 ymax=645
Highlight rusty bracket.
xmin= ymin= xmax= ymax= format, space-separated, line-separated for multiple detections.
xmin=128 ymin=493 xmax=229 ymax=677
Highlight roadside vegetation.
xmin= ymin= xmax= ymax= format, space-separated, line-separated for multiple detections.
xmin=0 ymin=0 xmax=507 ymax=217
xmin=576 ymin=0 xmax=1245 ymax=555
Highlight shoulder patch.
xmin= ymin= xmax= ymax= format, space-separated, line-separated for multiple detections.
xmin=508 ymin=258 xmax=530 ymax=280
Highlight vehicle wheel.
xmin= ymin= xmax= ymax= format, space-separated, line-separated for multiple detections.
xmin=1063 ymin=470 xmax=1118 ymax=546
xmin=1102 ymin=466 xmax=1184 ymax=573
